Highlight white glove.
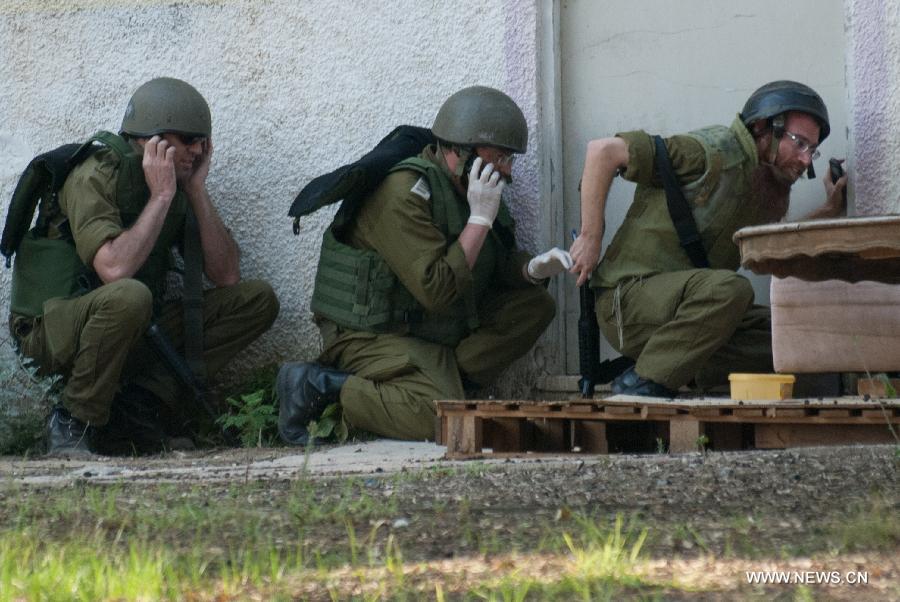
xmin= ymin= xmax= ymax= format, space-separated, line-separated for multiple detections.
xmin=466 ymin=157 xmax=504 ymax=228
xmin=527 ymin=247 xmax=573 ymax=281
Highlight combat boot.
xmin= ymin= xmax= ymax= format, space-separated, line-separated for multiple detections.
xmin=93 ymin=384 xmax=171 ymax=455
xmin=611 ymin=366 xmax=677 ymax=398
xmin=277 ymin=362 xmax=349 ymax=446
xmin=46 ymin=405 xmax=95 ymax=458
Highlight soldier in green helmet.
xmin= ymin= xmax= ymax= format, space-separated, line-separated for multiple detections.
xmin=9 ymin=77 xmax=279 ymax=456
xmin=568 ymin=80 xmax=849 ymax=397
xmin=278 ymin=86 xmax=570 ymax=444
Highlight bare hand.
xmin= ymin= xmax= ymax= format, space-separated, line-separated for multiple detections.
xmin=187 ymin=137 xmax=213 ymax=193
xmin=142 ymin=135 xmax=176 ymax=203
xmin=569 ymin=230 xmax=604 ymax=286
xmin=820 ymin=158 xmax=848 ymax=217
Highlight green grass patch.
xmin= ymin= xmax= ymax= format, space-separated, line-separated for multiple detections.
xmin=0 ymin=466 xmax=896 ymax=600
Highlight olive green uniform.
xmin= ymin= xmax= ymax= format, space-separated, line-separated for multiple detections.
xmin=591 ymin=117 xmax=774 ymax=390
xmin=315 ymin=146 xmax=555 ymax=440
xmin=10 ymin=144 xmax=279 ymax=426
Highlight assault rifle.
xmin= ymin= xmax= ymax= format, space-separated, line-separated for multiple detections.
xmin=572 ymin=230 xmax=634 ymax=398
xmin=145 ymin=323 xmax=238 ymax=445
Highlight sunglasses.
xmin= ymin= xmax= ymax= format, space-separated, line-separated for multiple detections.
xmin=171 ymin=133 xmax=207 ymax=146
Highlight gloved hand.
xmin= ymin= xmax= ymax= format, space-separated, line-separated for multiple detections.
xmin=527 ymin=247 xmax=573 ymax=281
xmin=466 ymin=157 xmax=504 ymax=228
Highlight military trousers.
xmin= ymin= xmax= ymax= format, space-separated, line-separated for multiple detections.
xmin=595 ymin=269 xmax=773 ymax=390
xmin=318 ymin=285 xmax=556 ymax=441
xmin=15 ymin=278 xmax=279 ymax=426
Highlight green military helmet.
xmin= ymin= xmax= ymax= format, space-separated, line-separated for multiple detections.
xmin=432 ymin=86 xmax=528 ymax=153
xmin=120 ymin=77 xmax=212 ymax=138
xmin=740 ymin=80 xmax=830 ymax=142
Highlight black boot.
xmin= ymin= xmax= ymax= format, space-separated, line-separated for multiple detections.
xmin=93 ymin=384 xmax=171 ymax=455
xmin=46 ymin=406 xmax=95 ymax=458
xmin=611 ymin=366 xmax=677 ymax=398
xmin=277 ymin=362 xmax=349 ymax=446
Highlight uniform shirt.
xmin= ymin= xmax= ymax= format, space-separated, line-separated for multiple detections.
xmin=57 ymin=147 xmax=129 ymax=268
xmin=346 ymin=146 xmax=533 ymax=313
xmin=594 ymin=116 xmax=761 ymax=288
xmin=56 ymin=141 xmax=187 ymax=300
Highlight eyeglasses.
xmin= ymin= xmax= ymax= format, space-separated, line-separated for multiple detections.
xmin=477 ymin=146 xmax=516 ymax=167
xmin=495 ymin=153 xmax=516 ymax=167
xmin=783 ymin=131 xmax=820 ymax=160
xmin=481 ymin=148 xmax=516 ymax=167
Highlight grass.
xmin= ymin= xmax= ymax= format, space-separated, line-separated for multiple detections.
xmin=0 ymin=466 xmax=896 ymax=601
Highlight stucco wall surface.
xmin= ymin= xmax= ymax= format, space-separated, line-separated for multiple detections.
xmin=0 ymin=0 xmax=541 ymax=383
xmin=847 ymin=0 xmax=900 ymax=215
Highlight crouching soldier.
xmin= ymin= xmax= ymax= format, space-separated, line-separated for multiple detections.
xmin=8 ymin=77 xmax=279 ymax=456
xmin=278 ymin=86 xmax=571 ymax=444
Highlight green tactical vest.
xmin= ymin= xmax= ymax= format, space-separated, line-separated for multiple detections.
xmin=310 ymin=155 xmax=516 ymax=347
xmin=10 ymin=132 xmax=186 ymax=317
xmin=592 ymin=118 xmax=765 ymax=289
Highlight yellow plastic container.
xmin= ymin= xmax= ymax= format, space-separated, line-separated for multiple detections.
xmin=728 ymin=373 xmax=795 ymax=400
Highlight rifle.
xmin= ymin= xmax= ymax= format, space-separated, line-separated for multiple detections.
xmin=145 ymin=322 xmax=238 ymax=445
xmin=573 ymin=230 xmax=634 ymax=398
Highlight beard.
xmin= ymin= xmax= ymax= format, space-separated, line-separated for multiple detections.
xmin=750 ymin=163 xmax=792 ymax=223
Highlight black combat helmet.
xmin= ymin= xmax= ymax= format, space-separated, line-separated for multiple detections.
xmin=120 ymin=77 xmax=212 ymax=139
xmin=740 ymin=80 xmax=830 ymax=142
xmin=432 ymin=86 xmax=528 ymax=153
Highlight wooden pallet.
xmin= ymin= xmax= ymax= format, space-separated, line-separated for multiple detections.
xmin=435 ymin=396 xmax=900 ymax=458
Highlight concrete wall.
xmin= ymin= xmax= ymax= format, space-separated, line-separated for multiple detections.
xmin=0 ymin=0 xmax=541 ymax=382
xmin=0 ymin=0 xmax=896 ymax=386
xmin=847 ymin=0 xmax=900 ymax=215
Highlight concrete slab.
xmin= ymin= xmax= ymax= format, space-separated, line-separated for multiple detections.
xmin=2 ymin=440 xmax=492 ymax=487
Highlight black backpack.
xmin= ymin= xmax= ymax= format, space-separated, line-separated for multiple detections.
xmin=1 ymin=131 xmax=128 ymax=267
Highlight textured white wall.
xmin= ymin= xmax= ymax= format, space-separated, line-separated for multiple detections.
xmin=846 ymin=0 xmax=900 ymax=215
xmin=0 ymin=0 xmax=541 ymax=382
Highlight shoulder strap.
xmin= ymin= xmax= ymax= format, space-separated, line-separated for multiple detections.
xmin=652 ymin=135 xmax=709 ymax=269
xmin=182 ymin=207 xmax=206 ymax=385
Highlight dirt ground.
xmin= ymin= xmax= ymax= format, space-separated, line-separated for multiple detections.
xmin=2 ymin=441 xmax=898 ymax=599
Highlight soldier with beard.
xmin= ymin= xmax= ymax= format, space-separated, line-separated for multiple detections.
xmin=568 ymin=81 xmax=847 ymax=397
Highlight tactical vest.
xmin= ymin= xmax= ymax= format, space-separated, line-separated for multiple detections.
xmin=310 ymin=156 xmax=515 ymax=347
xmin=593 ymin=119 xmax=764 ymax=289
xmin=10 ymin=132 xmax=186 ymax=317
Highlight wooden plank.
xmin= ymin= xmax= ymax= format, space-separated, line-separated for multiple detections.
xmin=567 ymin=404 xmax=599 ymax=413
xmin=643 ymin=406 xmax=680 ymax=416
xmin=861 ymin=409 xmax=890 ymax=419
xmin=445 ymin=415 xmax=483 ymax=457
xmin=771 ymin=408 xmax=807 ymax=418
xmin=693 ymin=408 xmax=725 ymax=417
xmin=669 ymin=419 xmax=702 ymax=453
xmin=754 ymin=423 xmax=897 ymax=449
xmin=435 ymin=415 xmax=445 ymax=445
xmin=815 ymin=409 xmax=852 ymax=418
xmin=734 ymin=408 xmax=765 ymax=418
xmin=604 ymin=406 xmax=640 ymax=415
xmin=573 ymin=421 xmax=608 ymax=453
xmin=477 ymin=403 xmax=517 ymax=412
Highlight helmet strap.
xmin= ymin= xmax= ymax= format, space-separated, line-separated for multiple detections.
xmin=767 ymin=114 xmax=785 ymax=164
xmin=454 ymin=145 xmax=475 ymax=179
